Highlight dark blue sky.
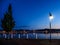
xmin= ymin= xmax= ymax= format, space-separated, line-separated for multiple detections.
xmin=0 ymin=0 xmax=60 ymax=29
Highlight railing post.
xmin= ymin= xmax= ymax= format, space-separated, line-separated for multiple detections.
xmin=18 ymin=34 xmax=20 ymax=39
xmin=4 ymin=34 xmax=6 ymax=38
xmin=36 ymin=33 xmax=37 ymax=39
xmin=27 ymin=34 xmax=28 ymax=39
xmin=11 ymin=34 xmax=13 ymax=39
xmin=45 ymin=30 xmax=48 ymax=39
xmin=3 ymin=34 xmax=5 ymax=38
xmin=8 ymin=33 xmax=9 ymax=39
xmin=3 ymin=31 xmax=6 ymax=39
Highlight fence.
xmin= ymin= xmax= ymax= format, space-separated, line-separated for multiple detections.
xmin=0 ymin=30 xmax=60 ymax=39
xmin=0 ymin=33 xmax=60 ymax=39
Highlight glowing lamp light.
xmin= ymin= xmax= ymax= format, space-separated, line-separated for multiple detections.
xmin=49 ymin=15 xmax=54 ymax=20
xmin=49 ymin=13 xmax=54 ymax=21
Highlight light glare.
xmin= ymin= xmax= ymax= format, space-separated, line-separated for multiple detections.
xmin=49 ymin=15 xmax=54 ymax=20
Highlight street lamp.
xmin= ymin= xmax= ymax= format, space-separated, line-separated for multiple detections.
xmin=49 ymin=13 xmax=54 ymax=21
xmin=49 ymin=12 xmax=54 ymax=41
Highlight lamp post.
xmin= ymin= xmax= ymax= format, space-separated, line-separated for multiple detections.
xmin=49 ymin=13 xmax=54 ymax=41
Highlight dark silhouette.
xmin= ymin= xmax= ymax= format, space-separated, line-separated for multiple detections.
xmin=1 ymin=4 xmax=15 ymax=32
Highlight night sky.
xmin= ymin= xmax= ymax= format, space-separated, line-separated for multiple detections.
xmin=0 ymin=0 xmax=60 ymax=30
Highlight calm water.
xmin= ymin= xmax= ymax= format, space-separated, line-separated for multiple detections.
xmin=0 ymin=33 xmax=60 ymax=39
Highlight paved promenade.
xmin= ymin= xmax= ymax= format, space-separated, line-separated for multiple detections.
xmin=0 ymin=39 xmax=60 ymax=45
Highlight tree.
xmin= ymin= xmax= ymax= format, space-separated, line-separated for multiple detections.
xmin=1 ymin=4 xmax=15 ymax=32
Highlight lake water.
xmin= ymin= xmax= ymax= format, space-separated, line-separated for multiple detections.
xmin=0 ymin=33 xmax=60 ymax=39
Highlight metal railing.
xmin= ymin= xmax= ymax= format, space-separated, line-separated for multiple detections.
xmin=0 ymin=30 xmax=60 ymax=39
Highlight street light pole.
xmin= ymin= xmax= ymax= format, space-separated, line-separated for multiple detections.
xmin=50 ymin=20 xmax=51 ymax=41
xmin=49 ymin=12 xmax=54 ymax=41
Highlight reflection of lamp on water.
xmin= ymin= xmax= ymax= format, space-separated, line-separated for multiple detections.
xmin=49 ymin=12 xmax=54 ymax=41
